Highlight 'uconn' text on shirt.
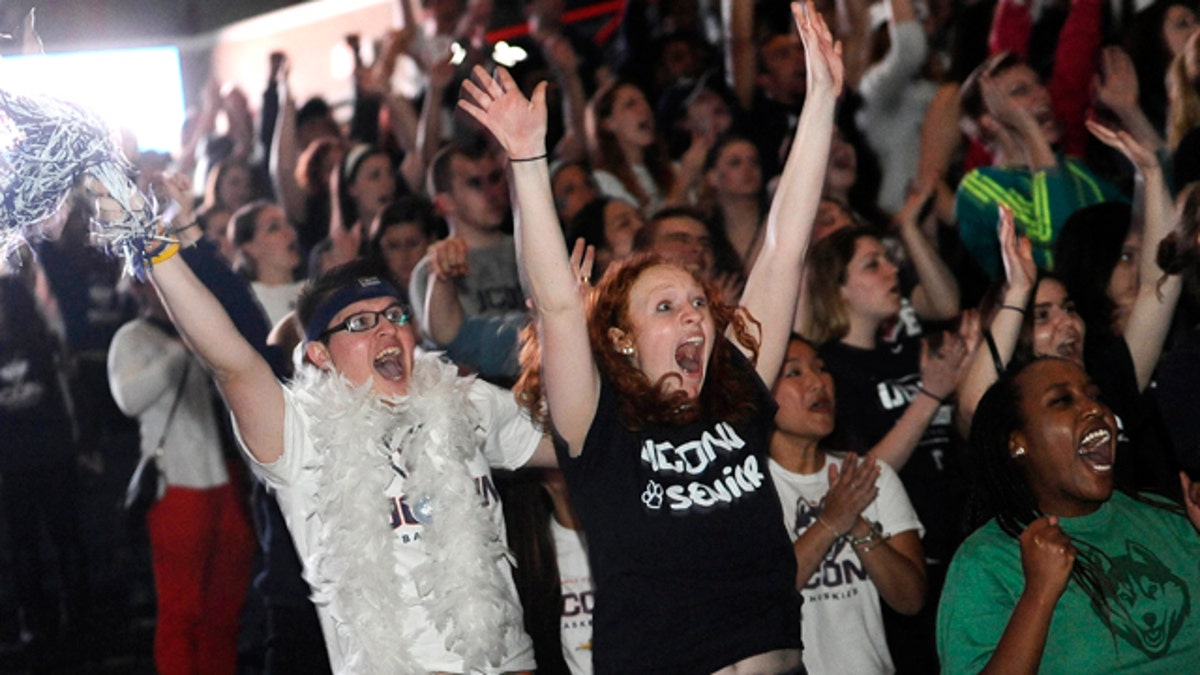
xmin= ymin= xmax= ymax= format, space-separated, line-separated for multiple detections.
xmin=639 ymin=422 xmax=765 ymax=513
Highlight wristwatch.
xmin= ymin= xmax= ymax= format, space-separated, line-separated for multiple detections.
xmin=849 ymin=519 xmax=884 ymax=549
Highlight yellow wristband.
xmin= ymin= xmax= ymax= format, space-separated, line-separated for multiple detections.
xmin=150 ymin=241 xmax=180 ymax=265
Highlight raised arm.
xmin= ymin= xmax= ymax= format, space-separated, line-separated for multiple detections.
xmin=898 ymin=185 xmax=961 ymax=321
xmin=537 ymin=32 xmax=589 ymax=165
xmin=869 ymin=333 xmax=967 ymax=470
xmin=1088 ymin=121 xmax=1181 ymax=391
xmin=269 ymin=57 xmax=307 ymax=227
xmin=722 ymin=0 xmax=757 ymax=111
xmin=976 ymin=517 xmax=1074 ymax=674
xmin=401 ymin=55 xmax=453 ymax=195
xmin=459 ymin=67 xmax=599 ymax=454
xmin=740 ymin=0 xmax=842 ymax=388
xmin=956 ymin=205 xmax=1035 ymax=436
xmin=129 ymin=178 xmax=285 ymax=464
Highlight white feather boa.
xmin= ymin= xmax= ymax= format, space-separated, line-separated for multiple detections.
xmin=290 ymin=353 xmax=522 ymax=674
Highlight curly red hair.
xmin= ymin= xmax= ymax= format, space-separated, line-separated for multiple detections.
xmin=516 ymin=253 xmax=764 ymax=431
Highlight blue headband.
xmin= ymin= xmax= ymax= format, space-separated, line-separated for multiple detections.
xmin=303 ymin=276 xmax=403 ymax=343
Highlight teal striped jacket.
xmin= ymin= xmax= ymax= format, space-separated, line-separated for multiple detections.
xmin=955 ymin=157 xmax=1126 ymax=279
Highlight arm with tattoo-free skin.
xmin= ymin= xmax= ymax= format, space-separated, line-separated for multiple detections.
xmin=791 ymin=454 xmax=926 ymax=613
xmin=459 ymin=68 xmax=600 ymax=456
xmin=740 ymin=1 xmax=843 ymax=389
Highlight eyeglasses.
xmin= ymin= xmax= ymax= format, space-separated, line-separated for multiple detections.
xmin=320 ymin=303 xmax=411 ymax=339
xmin=463 ymin=169 xmax=505 ymax=191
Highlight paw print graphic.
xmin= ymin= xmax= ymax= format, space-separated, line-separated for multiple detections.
xmin=641 ymin=480 xmax=664 ymax=510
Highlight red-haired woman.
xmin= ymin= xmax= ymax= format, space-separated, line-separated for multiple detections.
xmin=460 ymin=2 xmax=840 ymax=671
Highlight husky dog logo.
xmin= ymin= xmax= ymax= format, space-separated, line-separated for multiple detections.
xmin=794 ymin=498 xmax=848 ymax=559
xmin=1075 ymin=540 xmax=1190 ymax=658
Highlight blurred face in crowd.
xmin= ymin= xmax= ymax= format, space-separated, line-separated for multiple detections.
xmin=602 ymin=85 xmax=657 ymax=151
xmin=1163 ymin=4 xmax=1199 ymax=59
xmin=218 ymin=163 xmax=253 ymax=212
xmin=987 ymin=64 xmax=1060 ymax=145
xmin=839 ymin=235 xmax=901 ymax=322
xmin=707 ymin=140 xmax=762 ymax=199
xmin=379 ymin=222 xmax=431 ymax=290
xmin=445 ymin=154 xmax=509 ymax=232
xmin=602 ymin=199 xmax=646 ymax=264
xmin=648 ymin=215 xmax=714 ymax=276
xmin=241 ymin=205 xmax=301 ymax=277
xmin=1106 ymin=230 xmax=1141 ymax=336
xmin=552 ymin=164 xmax=599 ymax=222
xmin=772 ymin=339 xmax=836 ymax=442
xmin=814 ymin=198 xmax=856 ymax=242
xmin=757 ymin=33 xmax=806 ymax=104
xmin=348 ymin=153 xmax=396 ymax=225
xmin=684 ymin=90 xmax=734 ymax=139
xmin=1030 ymin=278 xmax=1086 ymax=366
xmin=658 ymin=37 xmax=703 ymax=86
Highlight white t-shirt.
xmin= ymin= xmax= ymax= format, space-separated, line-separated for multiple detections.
xmin=107 ymin=319 xmax=229 ymax=492
xmin=551 ymin=519 xmax=594 ymax=675
xmin=593 ymin=165 xmax=663 ymax=215
xmin=251 ymin=280 xmax=304 ymax=329
xmin=769 ymin=454 xmax=923 ymax=675
xmin=242 ymin=369 xmax=540 ymax=674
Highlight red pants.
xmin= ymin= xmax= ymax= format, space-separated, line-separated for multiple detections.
xmin=146 ymin=482 xmax=255 ymax=675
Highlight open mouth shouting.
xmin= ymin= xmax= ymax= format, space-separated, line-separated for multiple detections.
xmin=675 ymin=335 xmax=705 ymax=377
xmin=808 ymin=392 xmax=833 ymax=415
xmin=374 ymin=346 xmax=407 ymax=382
xmin=1056 ymin=334 xmax=1082 ymax=363
xmin=1077 ymin=425 xmax=1114 ymax=473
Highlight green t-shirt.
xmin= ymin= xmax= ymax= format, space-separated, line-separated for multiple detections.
xmin=937 ymin=492 xmax=1200 ymax=674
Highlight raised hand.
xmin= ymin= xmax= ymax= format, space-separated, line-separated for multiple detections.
xmin=998 ymin=204 xmax=1035 ymax=297
xmin=1019 ymin=516 xmax=1075 ymax=603
xmin=459 ymin=66 xmax=548 ymax=159
xmin=1093 ymin=47 xmax=1140 ymax=119
xmin=821 ymin=453 xmax=882 ymax=536
xmin=921 ymin=330 xmax=968 ymax=400
xmin=568 ymin=237 xmax=595 ymax=297
xmin=1086 ymin=118 xmax=1159 ymax=173
xmin=536 ymin=32 xmax=579 ymax=75
xmin=979 ymin=73 xmax=1038 ymax=134
xmin=792 ymin=0 xmax=844 ymax=97
xmin=428 ymin=236 xmax=470 ymax=280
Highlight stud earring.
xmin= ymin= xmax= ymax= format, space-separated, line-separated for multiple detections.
xmin=1013 ymin=447 xmax=1026 ymax=458
xmin=619 ymin=345 xmax=635 ymax=356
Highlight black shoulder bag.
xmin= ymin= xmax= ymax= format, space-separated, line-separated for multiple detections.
xmin=123 ymin=360 xmax=190 ymax=527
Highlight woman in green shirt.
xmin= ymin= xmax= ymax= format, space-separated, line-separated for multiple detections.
xmin=937 ymin=357 xmax=1200 ymax=674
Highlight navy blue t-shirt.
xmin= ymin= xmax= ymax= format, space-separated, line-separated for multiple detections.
xmin=554 ymin=347 xmax=801 ymax=674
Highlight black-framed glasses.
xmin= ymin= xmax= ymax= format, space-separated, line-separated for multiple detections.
xmin=320 ymin=303 xmax=411 ymax=340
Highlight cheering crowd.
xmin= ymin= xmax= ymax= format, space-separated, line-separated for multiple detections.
xmin=3 ymin=0 xmax=1200 ymax=672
